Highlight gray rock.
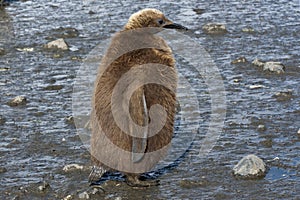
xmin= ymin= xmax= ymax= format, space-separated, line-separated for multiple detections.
xmin=78 ymin=191 xmax=90 ymax=199
xmin=202 ymin=23 xmax=227 ymax=34
xmin=7 ymin=96 xmax=27 ymax=107
xmin=233 ymin=154 xmax=266 ymax=178
xmin=44 ymin=38 xmax=69 ymax=50
xmin=231 ymin=56 xmax=248 ymax=64
xmin=252 ymin=59 xmax=285 ymax=74
xmin=263 ymin=62 xmax=285 ymax=74
xmin=63 ymin=164 xmax=84 ymax=172
xmin=252 ymin=58 xmax=265 ymax=67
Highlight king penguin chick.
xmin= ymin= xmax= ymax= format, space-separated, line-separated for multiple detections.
xmin=89 ymin=8 xmax=188 ymax=187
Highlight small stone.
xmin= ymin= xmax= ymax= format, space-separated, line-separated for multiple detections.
xmin=273 ymin=90 xmax=293 ymax=101
xmin=90 ymin=185 xmax=105 ymax=194
xmin=16 ymin=47 xmax=34 ymax=52
xmin=0 ymin=115 xmax=6 ymax=125
xmin=37 ymin=181 xmax=50 ymax=192
xmin=63 ymin=195 xmax=73 ymax=200
xmin=297 ymin=128 xmax=300 ymax=135
xmin=263 ymin=62 xmax=285 ymax=74
xmin=202 ymin=23 xmax=227 ymax=34
xmin=49 ymin=3 xmax=59 ymax=8
xmin=44 ymin=38 xmax=69 ymax=50
xmin=52 ymin=27 xmax=79 ymax=38
xmin=231 ymin=56 xmax=248 ymax=64
xmin=0 ymin=167 xmax=7 ymax=173
xmin=38 ymin=186 xmax=44 ymax=191
xmin=10 ymin=138 xmax=21 ymax=145
xmin=242 ymin=27 xmax=255 ymax=33
xmin=7 ymin=96 xmax=27 ymax=107
xmin=249 ymin=85 xmax=264 ymax=89
xmin=53 ymin=53 xmax=63 ymax=58
xmin=233 ymin=154 xmax=266 ymax=178
xmin=252 ymin=58 xmax=265 ymax=67
xmin=63 ymin=164 xmax=84 ymax=172
xmin=33 ymin=112 xmax=46 ymax=117
xmin=69 ymin=46 xmax=79 ymax=52
xmin=78 ymin=191 xmax=89 ymax=199
xmin=193 ymin=8 xmax=205 ymax=15
xmin=42 ymin=85 xmax=63 ymax=91
xmin=71 ymin=56 xmax=82 ymax=61
xmin=0 ymin=48 xmax=5 ymax=55
xmin=257 ymin=124 xmax=266 ymax=131
xmin=115 ymin=197 xmax=122 ymax=200
xmin=260 ymin=139 xmax=272 ymax=148
xmin=91 ymin=188 xmax=99 ymax=195
xmin=0 ymin=67 xmax=10 ymax=71
xmin=65 ymin=116 xmax=74 ymax=125
xmin=11 ymin=195 xmax=20 ymax=200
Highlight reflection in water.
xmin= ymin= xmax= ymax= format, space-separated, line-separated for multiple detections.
xmin=265 ymin=167 xmax=296 ymax=181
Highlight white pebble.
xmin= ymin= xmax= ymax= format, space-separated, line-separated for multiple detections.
xmin=45 ymin=38 xmax=69 ymax=50
xmin=62 ymin=195 xmax=73 ymax=200
xmin=63 ymin=164 xmax=84 ymax=172
xmin=257 ymin=124 xmax=266 ymax=131
xmin=249 ymin=85 xmax=264 ymax=89
xmin=78 ymin=191 xmax=89 ymax=199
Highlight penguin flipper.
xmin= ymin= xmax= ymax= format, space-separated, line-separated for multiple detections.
xmin=130 ymin=88 xmax=148 ymax=163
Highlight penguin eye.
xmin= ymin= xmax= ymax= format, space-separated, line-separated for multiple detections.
xmin=157 ymin=19 xmax=165 ymax=25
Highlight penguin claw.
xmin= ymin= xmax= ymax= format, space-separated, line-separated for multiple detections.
xmin=88 ymin=166 xmax=106 ymax=184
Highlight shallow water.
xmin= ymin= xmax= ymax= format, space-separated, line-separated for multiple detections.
xmin=0 ymin=0 xmax=299 ymax=199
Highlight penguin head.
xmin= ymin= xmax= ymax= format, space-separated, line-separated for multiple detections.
xmin=124 ymin=8 xmax=188 ymax=31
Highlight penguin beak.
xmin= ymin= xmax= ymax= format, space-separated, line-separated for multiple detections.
xmin=163 ymin=23 xmax=188 ymax=30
